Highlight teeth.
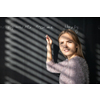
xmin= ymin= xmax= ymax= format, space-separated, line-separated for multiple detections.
xmin=64 ymin=49 xmax=69 ymax=51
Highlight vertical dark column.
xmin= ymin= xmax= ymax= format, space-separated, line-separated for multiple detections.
xmin=0 ymin=17 xmax=6 ymax=83
xmin=94 ymin=18 xmax=100 ymax=83
xmin=53 ymin=43 xmax=59 ymax=63
xmin=85 ymin=17 xmax=97 ymax=83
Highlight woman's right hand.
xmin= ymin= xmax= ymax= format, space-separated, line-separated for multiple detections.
xmin=45 ymin=35 xmax=52 ymax=46
xmin=45 ymin=35 xmax=53 ymax=61
xmin=45 ymin=35 xmax=52 ymax=51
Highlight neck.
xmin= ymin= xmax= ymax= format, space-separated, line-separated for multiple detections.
xmin=67 ymin=54 xmax=77 ymax=60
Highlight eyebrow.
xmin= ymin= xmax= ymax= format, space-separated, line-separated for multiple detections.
xmin=60 ymin=40 xmax=73 ymax=43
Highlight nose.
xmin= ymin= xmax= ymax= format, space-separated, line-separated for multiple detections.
xmin=63 ymin=42 xmax=68 ymax=48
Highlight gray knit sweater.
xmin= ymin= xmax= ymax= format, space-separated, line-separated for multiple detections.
xmin=46 ymin=56 xmax=89 ymax=84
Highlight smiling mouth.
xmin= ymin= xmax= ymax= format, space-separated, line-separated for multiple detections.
xmin=64 ymin=49 xmax=69 ymax=52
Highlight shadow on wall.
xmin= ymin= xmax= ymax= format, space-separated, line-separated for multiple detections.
xmin=3 ymin=17 xmax=88 ymax=83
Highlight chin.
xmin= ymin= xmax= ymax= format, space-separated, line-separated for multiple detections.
xmin=63 ymin=52 xmax=71 ymax=56
xmin=63 ymin=52 xmax=73 ymax=57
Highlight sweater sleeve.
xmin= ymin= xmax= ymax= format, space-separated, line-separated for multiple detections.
xmin=46 ymin=60 xmax=66 ymax=73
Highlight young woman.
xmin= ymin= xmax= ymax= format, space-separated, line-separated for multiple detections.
xmin=46 ymin=29 xmax=89 ymax=84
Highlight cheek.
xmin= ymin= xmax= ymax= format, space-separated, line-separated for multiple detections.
xmin=71 ymin=45 xmax=77 ymax=52
xmin=59 ymin=45 xmax=62 ymax=50
xmin=69 ymin=43 xmax=76 ymax=48
xmin=59 ymin=45 xmax=63 ymax=51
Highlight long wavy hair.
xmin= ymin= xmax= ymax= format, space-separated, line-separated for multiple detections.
xmin=58 ymin=29 xmax=84 ymax=59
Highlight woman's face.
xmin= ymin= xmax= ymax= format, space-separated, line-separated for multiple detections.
xmin=59 ymin=33 xmax=78 ymax=59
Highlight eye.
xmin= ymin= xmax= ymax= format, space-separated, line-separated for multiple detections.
xmin=60 ymin=42 xmax=63 ymax=44
xmin=68 ymin=41 xmax=72 ymax=43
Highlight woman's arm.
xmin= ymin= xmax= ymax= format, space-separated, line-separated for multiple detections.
xmin=45 ymin=35 xmax=65 ymax=73
xmin=46 ymin=60 xmax=65 ymax=73
xmin=45 ymin=35 xmax=53 ymax=62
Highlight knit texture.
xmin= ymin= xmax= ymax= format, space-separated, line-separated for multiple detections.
xmin=46 ymin=56 xmax=89 ymax=84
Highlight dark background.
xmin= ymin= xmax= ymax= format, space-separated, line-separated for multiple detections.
xmin=0 ymin=17 xmax=100 ymax=84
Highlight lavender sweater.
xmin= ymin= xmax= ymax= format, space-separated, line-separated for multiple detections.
xmin=46 ymin=56 xmax=89 ymax=84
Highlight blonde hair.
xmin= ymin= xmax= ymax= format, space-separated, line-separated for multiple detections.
xmin=58 ymin=29 xmax=84 ymax=59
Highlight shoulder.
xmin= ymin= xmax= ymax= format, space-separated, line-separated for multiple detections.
xmin=46 ymin=59 xmax=68 ymax=65
xmin=58 ymin=59 xmax=68 ymax=65
xmin=68 ymin=56 xmax=86 ymax=67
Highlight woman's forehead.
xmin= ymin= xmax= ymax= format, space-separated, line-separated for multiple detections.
xmin=59 ymin=33 xmax=73 ymax=41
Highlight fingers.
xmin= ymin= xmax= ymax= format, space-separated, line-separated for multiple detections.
xmin=45 ymin=35 xmax=49 ymax=42
xmin=45 ymin=35 xmax=52 ymax=46
xmin=45 ymin=35 xmax=51 ymax=42
xmin=45 ymin=35 xmax=50 ymax=40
